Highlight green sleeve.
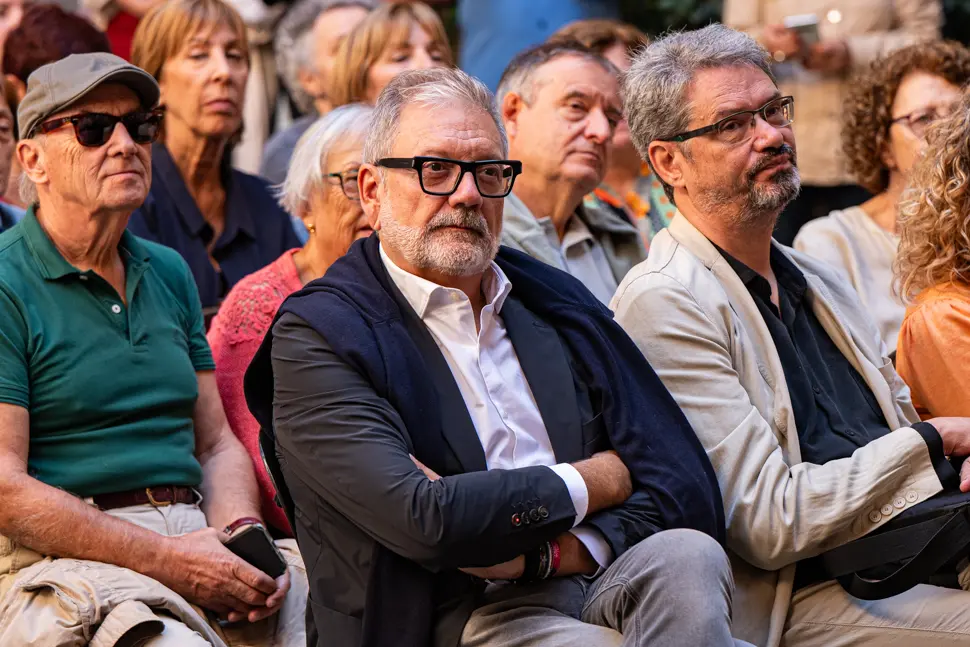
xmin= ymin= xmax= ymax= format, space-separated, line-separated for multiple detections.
xmin=0 ymin=287 xmax=29 ymax=408
xmin=178 ymin=261 xmax=215 ymax=372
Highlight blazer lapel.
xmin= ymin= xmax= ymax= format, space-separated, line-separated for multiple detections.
xmin=378 ymin=265 xmax=488 ymax=474
xmin=501 ymin=298 xmax=584 ymax=463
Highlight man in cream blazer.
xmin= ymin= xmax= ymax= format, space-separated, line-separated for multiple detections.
xmin=614 ymin=24 xmax=970 ymax=647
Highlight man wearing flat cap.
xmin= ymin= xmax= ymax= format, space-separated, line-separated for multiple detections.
xmin=0 ymin=53 xmax=304 ymax=646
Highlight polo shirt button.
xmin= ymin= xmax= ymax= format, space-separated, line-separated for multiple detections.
xmin=893 ymin=497 xmax=906 ymax=509
xmin=880 ymin=504 xmax=894 ymax=516
xmin=906 ymin=491 xmax=919 ymax=503
xmin=867 ymin=510 xmax=882 ymax=523
xmin=111 ymin=304 xmax=122 ymax=314
xmin=79 ymin=274 xmax=88 ymax=281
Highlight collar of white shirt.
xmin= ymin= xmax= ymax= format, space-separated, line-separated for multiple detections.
xmin=379 ymin=243 xmax=512 ymax=319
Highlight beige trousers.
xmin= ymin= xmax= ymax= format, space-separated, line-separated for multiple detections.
xmin=782 ymin=580 xmax=970 ymax=646
xmin=0 ymin=502 xmax=306 ymax=647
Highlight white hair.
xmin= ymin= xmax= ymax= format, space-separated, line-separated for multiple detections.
xmin=278 ymin=103 xmax=373 ymax=216
xmin=363 ymin=67 xmax=508 ymax=164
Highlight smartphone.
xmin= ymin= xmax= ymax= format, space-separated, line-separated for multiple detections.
xmin=783 ymin=14 xmax=820 ymax=47
xmin=224 ymin=524 xmax=288 ymax=578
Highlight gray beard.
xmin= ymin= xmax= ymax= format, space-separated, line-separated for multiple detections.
xmin=377 ymin=198 xmax=499 ymax=277
xmin=698 ymin=153 xmax=801 ymax=230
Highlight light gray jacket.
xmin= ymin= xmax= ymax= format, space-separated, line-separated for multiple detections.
xmin=500 ymin=192 xmax=646 ymax=284
xmin=612 ymin=213 xmax=943 ymax=647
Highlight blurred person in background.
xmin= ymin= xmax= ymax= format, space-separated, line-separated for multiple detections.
xmin=550 ymin=19 xmax=675 ymax=250
xmin=208 ymin=103 xmax=373 ymax=538
xmin=795 ymin=41 xmax=970 ymax=350
xmin=457 ymin=0 xmax=619 ymax=92
xmin=262 ymin=0 xmax=374 ymax=187
xmin=724 ymin=0 xmax=941 ymax=245
xmin=81 ymin=0 xmax=163 ymax=61
xmin=896 ymin=92 xmax=970 ymax=419
xmin=128 ymin=0 xmax=300 ymax=312
xmin=0 ymin=82 xmax=17 ymax=231
xmin=498 ymin=40 xmax=645 ymax=304
xmin=328 ymin=0 xmax=452 ymax=107
xmin=0 ymin=0 xmax=25 ymax=62
xmin=2 ymin=3 xmax=110 ymax=208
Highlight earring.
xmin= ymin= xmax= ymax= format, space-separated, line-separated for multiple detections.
xmin=307 ymin=224 xmax=316 ymax=234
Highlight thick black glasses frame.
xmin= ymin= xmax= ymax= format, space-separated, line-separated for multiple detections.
xmin=377 ymin=156 xmax=523 ymax=198
xmin=36 ymin=110 xmax=164 ymax=146
xmin=664 ymin=96 xmax=795 ymax=143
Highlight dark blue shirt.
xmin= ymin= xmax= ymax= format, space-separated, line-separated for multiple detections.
xmin=128 ymin=144 xmax=300 ymax=309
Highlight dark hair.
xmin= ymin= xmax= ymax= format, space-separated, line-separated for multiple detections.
xmin=3 ymin=4 xmax=111 ymax=83
xmin=496 ymin=40 xmax=618 ymax=104
xmin=843 ymin=40 xmax=970 ymax=194
xmin=549 ymin=19 xmax=648 ymax=58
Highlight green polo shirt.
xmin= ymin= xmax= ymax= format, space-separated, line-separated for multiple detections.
xmin=0 ymin=207 xmax=212 ymax=497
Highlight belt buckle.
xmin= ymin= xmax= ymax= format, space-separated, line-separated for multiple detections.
xmin=146 ymin=487 xmax=172 ymax=507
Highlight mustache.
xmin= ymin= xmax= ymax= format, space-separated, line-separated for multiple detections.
xmin=427 ymin=209 xmax=489 ymax=236
xmin=748 ymin=144 xmax=797 ymax=179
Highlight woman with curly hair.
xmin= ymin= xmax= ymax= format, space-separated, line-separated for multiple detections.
xmin=794 ymin=41 xmax=970 ymax=349
xmin=895 ymin=90 xmax=970 ymax=418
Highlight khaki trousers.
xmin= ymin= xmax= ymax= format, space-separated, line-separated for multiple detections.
xmin=0 ymin=502 xmax=306 ymax=647
xmin=782 ymin=580 xmax=970 ymax=646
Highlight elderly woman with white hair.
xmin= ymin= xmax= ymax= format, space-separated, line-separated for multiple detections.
xmin=207 ymin=102 xmax=373 ymax=537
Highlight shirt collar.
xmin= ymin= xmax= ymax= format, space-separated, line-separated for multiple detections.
xmin=152 ymin=143 xmax=257 ymax=243
xmin=379 ymin=243 xmax=511 ymax=319
xmin=22 ymin=204 xmax=151 ymax=281
xmin=713 ymin=242 xmax=807 ymax=303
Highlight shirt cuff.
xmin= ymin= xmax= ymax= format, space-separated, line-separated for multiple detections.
xmin=570 ymin=526 xmax=614 ymax=572
xmin=913 ymin=421 xmax=959 ymax=489
xmin=548 ymin=463 xmax=589 ymax=527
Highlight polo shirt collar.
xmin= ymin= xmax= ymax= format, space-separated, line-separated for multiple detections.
xmin=21 ymin=205 xmax=151 ymax=281
xmin=151 ymin=143 xmax=257 ymax=243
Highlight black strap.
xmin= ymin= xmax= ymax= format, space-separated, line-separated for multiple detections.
xmin=830 ymin=508 xmax=970 ymax=600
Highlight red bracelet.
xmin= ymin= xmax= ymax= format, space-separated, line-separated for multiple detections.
xmin=224 ymin=517 xmax=263 ymax=535
xmin=548 ymin=539 xmax=561 ymax=577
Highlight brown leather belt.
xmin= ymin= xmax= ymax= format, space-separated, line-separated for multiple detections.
xmin=93 ymin=486 xmax=198 ymax=511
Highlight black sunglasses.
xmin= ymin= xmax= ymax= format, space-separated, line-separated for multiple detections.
xmin=36 ymin=110 xmax=163 ymax=147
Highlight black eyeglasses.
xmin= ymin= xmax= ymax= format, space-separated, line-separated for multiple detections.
xmin=36 ymin=110 xmax=163 ymax=147
xmin=377 ymin=156 xmax=522 ymax=198
xmin=326 ymin=168 xmax=361 ymax=201
xmin=664 ymin=96 xmax=795 ymax=144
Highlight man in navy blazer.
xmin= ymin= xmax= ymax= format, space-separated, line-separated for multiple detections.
xmin=246 ymin=67 xmax=746 ymax=647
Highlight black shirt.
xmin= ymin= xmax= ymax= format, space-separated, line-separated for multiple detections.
xmin=128 ymin=144 xmax=301 ymax=309
xmin=716 ymin=245 xmax=955 ymax=586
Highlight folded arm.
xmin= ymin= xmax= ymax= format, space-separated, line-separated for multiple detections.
xmin=271 ymin=313 xmax=629 ymax=571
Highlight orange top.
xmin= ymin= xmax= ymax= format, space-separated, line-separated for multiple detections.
xmin=896 ymin=281 xmax=970 ymax=419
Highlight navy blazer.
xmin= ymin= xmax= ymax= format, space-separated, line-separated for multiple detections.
xmin=128 ymin=144 xmax=300 ymax=308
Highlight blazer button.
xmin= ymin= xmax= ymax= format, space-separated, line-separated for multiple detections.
xmin=893 ymin=497 xmax=906 ymax=509
xmin=530 ymin=508 xmax=541 ymax=522
xmin=906 ymin=491 xmax=919 ymax=503
xmin=868 ymin=510 xmax=882 ymax=523
xmin=511 ymin=513 xmax=522 ymax=527
xmin=880 ymin=504 xmax=894 ymax=517
xmin=538 ymin=506 xmax=549 ymax=519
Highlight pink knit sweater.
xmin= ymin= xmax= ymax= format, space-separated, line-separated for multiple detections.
xmin=208 ymin=249 xmax=302 ymax=536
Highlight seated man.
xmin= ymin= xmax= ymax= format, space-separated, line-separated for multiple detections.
xmin=612 ymin=24 xmax=970 ymax=647
xmin=496 ymin=41 xmax=646 ymax=304
xmin=245 ymin=67 xmax=746 ymax=647
xmin=0 ymin=53 xmax=304 ymax=646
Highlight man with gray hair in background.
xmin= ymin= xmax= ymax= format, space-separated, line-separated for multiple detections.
xmin=613 ymin=23 xmax=970 ymax=647
xmin=261 ymin=0 xmax=374 ymax=187
xmin=245 ymin=65 xmax=746 ymax=647
xmin=496 ymin=40 xmax=646 ymax=305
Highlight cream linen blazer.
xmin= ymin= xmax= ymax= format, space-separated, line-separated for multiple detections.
xmin=611 ymin=213 xmax=946 ymax=647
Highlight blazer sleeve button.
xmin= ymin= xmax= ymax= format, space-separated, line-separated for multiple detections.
xmin=538 ymin=506 xmax=549 ymax=519
xmin=511 ymin=513 xmax=522 ymax=527
xmin=530 ymin=508 xmax=541 ymax=522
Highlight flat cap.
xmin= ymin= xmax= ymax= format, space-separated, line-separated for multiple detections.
xmin=18 ymin=52 xmax=160 ymax=140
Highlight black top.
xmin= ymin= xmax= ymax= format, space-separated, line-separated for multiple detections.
xmin=717 ymin=245 xmax=956 ymax=587
xmin=127 ymin=144 xmax=300 ymax=309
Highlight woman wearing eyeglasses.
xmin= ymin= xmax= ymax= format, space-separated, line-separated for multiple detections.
xmin=207 ymin=103 xmax=373 ymax=536
xmin=126 ymin=0 xmax=301 ymax=311
xmin=794 ymin=41 xmax=970 ymax=350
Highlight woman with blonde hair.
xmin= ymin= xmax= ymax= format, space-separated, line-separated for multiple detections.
xmin=127 ymin=0 xmax=301 ymax=311
xmin=328 ymin=0 xmax=452 ymax=107
xmin=895 ymin=89 xmax=970 ymax=418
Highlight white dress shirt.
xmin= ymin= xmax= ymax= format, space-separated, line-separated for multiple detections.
xmin=539 ymin=215 xmax=618 ymax=305
xmin=380 ymin=244 xmax=613 ymax=568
